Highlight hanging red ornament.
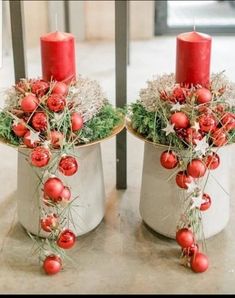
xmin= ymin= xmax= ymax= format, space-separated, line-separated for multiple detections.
xmin=187 ymin=159 xmax=206 ymax=178
xmin=20 ymin=94 xmax=39 ymax=113
xmin=183 ymin=243 xmax=199 ymax=257
xmin=71 ymin=112 xmax=83 ymax=132
xmin=170 ymin=112 xmax=189 ymax=129
xmin=205 ymin=152 xmax=220 ymax=170
xmin=190 ymin=252 xmax=209 ymax=273
xmin=176 ymin=228 xmax=194 ymax=248
xmin=48 ymin=130 xmax=64 ymax=149
xmin=221 ymin=112 xmax=235 ymax=131
xmin=31 ymin=80 xmax=49 ymax=97
xmin=44 ymin=177 xmax=64 ymax=201
xmin=211 ymin=128 xmax=228 ymax=147
xmin=200 ymin=193 xmax=211 ymax=211
xmin=32 ymin=112 xmax=48 ymax=131
xmin=175 ymin=171 xmax=193 ymax=189
xmin=185 ymin=128 xmax=203 ymax=145
xmin=30 ymin=146 xmax=51 ymax=168
xmin=160 ymin=150 xmax=179 ymax=169
xmin=59 ymin=186 xmax=71 ymax=202
xmin=43 ymin=255 xmax=62 ymax=275
xmin=51 ymin=81 xmax=68 ymax=96
xmin=40 ymin=214 xmax=58 ymax=232
xmin=199 ymin=114 xmax=217 ymax=133
xmin=47 ymin=94 xmax=66 ymax=112
xmin=172 ymin=86 xmax=186 ymax=103
xmin=57 ymin=229 xmax=76 ymax=249
xmin=12 ymin=121 xmax=28 ymax=137
xmin=195 ymin=87 xmax=212 ymax=104
xmin=23 ymin=131 xmax=38 ymax=148
xmin=59 ymin=156 xmax=78 ymax=176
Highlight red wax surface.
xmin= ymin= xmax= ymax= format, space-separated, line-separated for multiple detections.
xmin=175 ymin=31 xmax=212 ymax=87
xmin=40 ymin=31 xmax=76 ymax=83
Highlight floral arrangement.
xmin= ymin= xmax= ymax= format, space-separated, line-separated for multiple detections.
xmin=128 ymin=71 xmax=235 ymax=273
xmin=0 ymin=77 xmax=123 ymax=275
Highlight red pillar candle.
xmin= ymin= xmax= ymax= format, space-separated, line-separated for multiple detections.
xmin=175 ymin=31 xmax=212 ymax=87
xmin=40 ymin=31 xmax=76 ymax=83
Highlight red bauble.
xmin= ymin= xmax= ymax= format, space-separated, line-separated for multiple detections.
xmin=23 ymin=131 xmax=38 ymax=148
xmin=170 ymin=112 xmax=189 ymax=129
xmin=32 ymin=112 xmax=48 ymax=131
xmin=183 ymin=243 xmax=199 ymax=257
xmin=43 ymin=255 xmax=62 ymax=275
xmin=175 ymin=171 xmax=193 ymax=189
xmin=59 ymin=186 xmax=71 ymax=201
xmin=57 ymin=229 xmax=76 ymax=249
xmin=160 ymin=150 xmax=179 ymax=169
xmin=48 ymin=130 xmax=64 ymax=149
xmin=200 ymin=193 xmax=211 ymax=211
xmin=40 ymin=214 xmax=58 ymax=232
xmin=31 ymin=80 xmax=49 ymax=97
xmin=199 ymin=114 xmax=217 ymax=133
xmin=59 ymin=156 xmax=78 ymax=176
xmin=212 ymin=129 xmax=228 ymax=147
xmin=190 ymin=252 xmax=209 ymax=273
xmin=30 ymin=146 xmax=51 ymax=168
xmin=47 ymin=94 xmax=66 ymax=112
xmin=71 ymin=112 xmax=83 ymax=132
xmin=44 ymin=177 xmax=64 ymax=201
xmin=185 ymin=128 xmax=203 ymax=145
xmin=176 ymin=228 xmax=194 ymax=248
xmin=195 ymin=87 xmax=212 ymax=104
xmin=51 ymin=82 xmax=68 ymax=96
xmin=12 ymin=121 xmax=28 ymax=137
xmin=187 ymin=159 xmax=206 ymax=178
xmin=205 ymin=152 xmax=220 ymax=170
xmin=172 ymin=87 xmax=186 ymax=103
xmin=21 ymin=94 xmax=39 ymax=113
xmin=221 ymin=112 xmax=235 ymax=131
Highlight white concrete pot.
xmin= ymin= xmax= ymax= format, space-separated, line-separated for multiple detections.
xmin=17 ymin=144 xmax=105 ymax=237
xmin=140 ymin=142 xmax=232 ymax=239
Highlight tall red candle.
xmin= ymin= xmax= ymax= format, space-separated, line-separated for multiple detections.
xmin=175 ymin=31 xmax=212 ymax=87
xmin=40 ymin=31 xmax=76 ymax=83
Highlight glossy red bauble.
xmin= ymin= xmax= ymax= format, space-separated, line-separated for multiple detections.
xmin=205 ymin=152 xmax=220 ymax=170
xmin=199 ymin=114 xmax=217 ymax=133
xmin=187 ymin=159 xmax=206 ymax=178
xmin=12 ymin=121 xmax=28 ymax=137
xmin=40 ymin=214 xmax=58 ymax=232
xmin=183 ymin=243 xmax=199 ymax=257
xmin=212 ymin=129 xmax=228 ymax=147
xmin=176 ymin=228 xmax=194 ymax=249
xmin=21 ymin=94 xmax=39 ymax=113
xmin=30 ymin=146 xmax=51 ymax=168
xmin=190 ymin=252 xmax=209 ymax=273
xmin=71 ymin=112 xmax=83 ymax=132
xmin=49 ymin=130 xmax=64 ymax=149
xmin=221 ymin=112 xmax=235 ymax=131
xmin=160 ymin=150 xmax=179 ymax=169
xmin=31 ymin=80 xmax=49 ymax=97
xmin=57 ymin=229 xmax=76 ymax=249
xmin=195 ymin=87 xmax=212 ymax=104
xmin=185 ymin=128 xmax=203 ymax=145
xmin=59 ymin=156 xmax=78 ymax=176
xmin=43 ymin=255 xmax=62 ymax=275
xmin=172 ymin=87 xmax=186 ymax=103
xmin=170 ymin=112 xmax=189 ymax=129
xmin=44 ymin=177 xmax=64 ymax=201
xmin=200 ymin=193 xmax=211 ymax=211
xmin=51 ymin=82 xmax=68 ymax=96
xmin=175 ymin=171 xmax=193 ymax=189
xmin=32 ymin=112 xmax=48 ymax=131
xmin=59 ymin=186 xmax=71 ymax=201
xmin=23 ymin=131 xmax=38 ymax=148
xmin=47 ymin=94 xmax=66 ymax=112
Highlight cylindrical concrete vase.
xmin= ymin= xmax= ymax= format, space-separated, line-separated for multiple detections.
xmin=17 ymin=143 xmax=105 ymax=237
xmin=139 ymin=142 xmax=232 ymax=239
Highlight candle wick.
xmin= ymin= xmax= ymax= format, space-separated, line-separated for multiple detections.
xmin=55 ymin=13 xmax=58 ymax=32
xmin=193 ymin=17 xmax=196 ymax=32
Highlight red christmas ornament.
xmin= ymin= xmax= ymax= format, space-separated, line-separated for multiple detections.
xmin=40 ymin=214 xmax=58 ymax=232
xmin=32 ymin=112 xmax=48 ymax=131
xmin=170 ymin=112 xmax=189 ymax=129
xmin=183 ymin=243 xmax=199 ymax=257
xmin=48 ymin=130 xmax=64 ymax=149
xmin=59 ymin=186 xmax=71 ymax=201
xmin=47 ymin=94 xmax=66 ymax=112
xmin=212 ymin=129 xmax=228 ymax=147
xmin=175 ymin=171 xmax=193 ymax=189
xmin=71 ymin=112 xmax=83 ymax=132
xmin=12 ymin=121 xmax=28 ymax=137
xmin=30 ymin=146 xmax=51 ymax=168
xmin=190 ymin=252 xmax=209 ymax=273
xmin=172 ymin=87 xmax=186 ymax=103
xmin=160 ymin=150 xmax=179 ymax=169
xmin=44 ymin=177 xmax=64 ymax=201
xmin=221 ymin=112 xmax=235 ymax=131
xmin=200 ymin=193 xmax=211 ymax=211
xmin=43 ymin=255 xmax=62 ymax=275
xmin=59 ymin=156 xmax=78 ymax=176
xmin=199 ymin=114 xmax=217 ymax=133
xmin=187 ymin=159 xmax=206 ymax=178
xmin=195 ymin=87 xmax=212 ymax=104
xmin=57 ymin=229 xmax=76 ymax=249
xmin=205 ymin=152 xmax=220 ymax=170
xmin=31 ymin=80 xmax=49 ymax=97
xmin=21 ymin=94 xmax=39 ymax=113
xmin=51 ymin=81 xmax=68 ymax=96
xmin=23 ymin=131 xmax=38 ymax=148
xmin=176 ymin=228 xmax=194 ymax=248
xmin=185 ymin=128 xmax=203 ymax=145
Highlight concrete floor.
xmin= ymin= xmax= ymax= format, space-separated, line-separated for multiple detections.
xmin=1 ymin=36 xmax=235 ymax=294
